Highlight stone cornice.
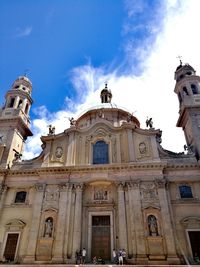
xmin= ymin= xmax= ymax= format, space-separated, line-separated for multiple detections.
xmin=0 ymin=162 xmax=167 ymax=176
xmin=0 ymin=160 xmax=199 ymax=177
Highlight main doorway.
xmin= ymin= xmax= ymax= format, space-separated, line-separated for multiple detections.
xmin=188 ymin=231 xmax=200 ymax=258
xmin=3 ymin=233 xmax=19 ymax=261
xmin=91 ymin=215 xmax=111 ymax=261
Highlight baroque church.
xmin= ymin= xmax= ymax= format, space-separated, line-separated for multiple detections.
xmin=0 ymin=62 xmax=200 ymax=265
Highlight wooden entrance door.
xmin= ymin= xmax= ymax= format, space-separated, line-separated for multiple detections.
xmin=4 ymin=233 xmax=19 ymax=261
xmin=91 ymin=216 xmax=111 ymax=261
xmin=188 ymin=231 xmax=200 ymax=258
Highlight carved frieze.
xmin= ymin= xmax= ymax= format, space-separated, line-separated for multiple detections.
xmin=140 ymin=181 xmax=158 ymax=202
xmin=43 ymin=185 xmax=59 ymax=210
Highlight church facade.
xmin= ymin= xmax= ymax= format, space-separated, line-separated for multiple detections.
xmin=0 ymin=63 xmax=200 ymax=265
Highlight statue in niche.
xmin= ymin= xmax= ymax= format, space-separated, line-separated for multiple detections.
xmin=148 ymin=215 xmax=159 ymax=236
xmin=44 ymin=217 xmax=53 ymax=238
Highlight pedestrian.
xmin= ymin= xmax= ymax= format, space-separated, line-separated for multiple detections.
xmin=82 ymin=248 xmax=86 ymax=264
xmin=113 ymin=249 xmax=117 ymax=264
xmin=122 ymin=249 xmax=126 ymax=264
xmin=118 ymin=249 xmax=123 ymax=265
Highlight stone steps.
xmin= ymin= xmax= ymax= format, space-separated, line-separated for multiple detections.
xmin=0 ymin=265 xmax=198 ymax=267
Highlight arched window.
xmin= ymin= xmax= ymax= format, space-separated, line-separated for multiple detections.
xmin=14 ymin=191 xmax=27 ymax=203
xmin=179 ymin=185 xmax=193 ymax=198
xmin=191 ymin=84 xmax=198 ymax=94
xmin=93 ymin=140 xmax=109 ymax=164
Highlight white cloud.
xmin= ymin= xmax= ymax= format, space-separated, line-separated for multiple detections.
xmin=15 ymin=26 xmax=32 ymax=37
xmin=24 ymin=0 xmax=200 ymax=159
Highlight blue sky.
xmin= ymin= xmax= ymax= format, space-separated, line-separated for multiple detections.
xmin=1 ymin=0 xmax=200 ymax=158
xmin=0 ymin=0 xmax=161 ymax=111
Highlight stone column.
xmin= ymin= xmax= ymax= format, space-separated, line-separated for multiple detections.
xmin=130 ymin=181 xmax=147 ymax=262
xmin=127 ymin=183 xmax=136 ymax=257
xmin=127 ymin=129 xmax=136 ymax=161
xmin=72 ymin=184 xmax=83 ymax=259
xmin=23 ymin=183 xmax=45 ymax=263
xmin=21 ymin=98 xmax=28 ymax=112
xmin=67 ymin=132 xmax=75 ymax=165
xmin=13 ymin=96 xmax=20 ymax=108
xmin=64 ymin=184 xmax=73 ymax=261
xmin=0 ymin=183 xmax=7 ymax=212
xmin=0 ymin=183 xmax=7 ymax=261
xmin=156 ymin=179 xmax=179 ymax=264
xmin=52 ymin=183 xmax=69 ymax=263
xmin=117 ymin=183 xmax=128 ymax=251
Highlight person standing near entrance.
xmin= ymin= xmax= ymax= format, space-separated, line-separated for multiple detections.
xmin=112 ymin=249 xmax=117 ymax=264
xmin=82 ymin=248 xmax=86 ymax=264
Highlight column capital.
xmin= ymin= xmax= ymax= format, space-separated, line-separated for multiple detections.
xmin=127 ymin=180 xmax=140 ymax=189
xmin=59 ymin=182 xmax=73 ymax=192
xmin=155 ymin=178 xmax=166 ymax=189
xmin=35 ymin=183 xmax=46 ymax=192
xmin=74 ymin=183 xmax=84 ymax=191
xmin=0 ymin=183 xmax=7 ymax=195
xmin=117 ymin=182 xmax=125 ymax=191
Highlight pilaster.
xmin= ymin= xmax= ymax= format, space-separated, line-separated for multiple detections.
xmin=52 ymin=183 xmax=69 ymax=263
xmin=23 ymin=183 xmax=45 ymax=263
xmin=117 ymin=182 xmax=128 ymax=251
xmin=128 ymin=181 xmax=147 ymax=263
xmin=155 ymin=179 xmax=179 ymax=264
xmin=72 ymin=183 xmax=83 ymax=259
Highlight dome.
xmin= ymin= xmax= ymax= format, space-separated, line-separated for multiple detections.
xmin=76 ymin=104 xmax=140 ymax=129
xmin=15 ymin=76 xmax=32 ymax=85
xmin=175 ymin=63 xmax=196 ymax=82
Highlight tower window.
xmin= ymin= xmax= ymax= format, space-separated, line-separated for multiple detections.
xmin=25 ymin=103 xmax=29 ymax=114
xmin=178 ymin=92 xmax=182 ymax=103
xmin=186 ymin=71 xmax=192 ymax=75
xmin=18 ymin=100 xmax=23 ymax=108
xmin=9 ymin=98 xmax=15 ymax=108
xmin=183 ymin=87 xmax=188 ymax=95
xmin=93 ymin=140 xmax=109 ymax=164
xmin=179 ymin=185 xmax=193 ymax=198
xmin=14 ymin=191 xmax=27 ymax=203
xmin=191 ymin=84 xmax=198 ymax=94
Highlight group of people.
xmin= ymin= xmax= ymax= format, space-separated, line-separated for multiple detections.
xmin=75 ymin=248 xmax=87 ymax=264
xmin=76 ymin=247 xmax=126 ymax=265
xmin=113 ymin=248 xmax=126 ymax=265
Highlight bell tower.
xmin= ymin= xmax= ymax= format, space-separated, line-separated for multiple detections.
xmin=0 ymin=76 xmax=33 ymax=168
xmin=174 ymin=61 xmax=200 ymax=159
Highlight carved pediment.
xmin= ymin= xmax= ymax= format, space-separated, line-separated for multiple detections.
xmin=5 ymin=219 xmax=26 ymax=230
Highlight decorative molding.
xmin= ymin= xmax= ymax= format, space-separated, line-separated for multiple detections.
xmin=35 ymin=183 xmax=46 ymax=192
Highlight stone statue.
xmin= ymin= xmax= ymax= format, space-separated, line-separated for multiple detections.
xmin=13 ymin=149 xmax=22 ymax=162
xmin=148 ymin=215 xmax=158 ymax=236
xmin=44 ymin=218 xmax=53 ymax=237
xmin=48 ymin=125 xmax=55 ymax=135
xmin=146 ymin=117 xmax=153 ymax=129
xmin=69 ymin=117 xmax=76 ymax=126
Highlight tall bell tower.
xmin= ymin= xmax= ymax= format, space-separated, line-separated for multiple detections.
xmin=0 ymin=76 xmax=33 ymax=168
xmin=174 ymin=61 xmax=200 ymax=159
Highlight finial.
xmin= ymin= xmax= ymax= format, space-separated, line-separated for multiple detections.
xmin=176 ymin=55 xmax=182 ymax=66
xmin=104 ymin=81 xmax=108 ymax=89
xmin=24 ymin=68 xmax=30 ymax=77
